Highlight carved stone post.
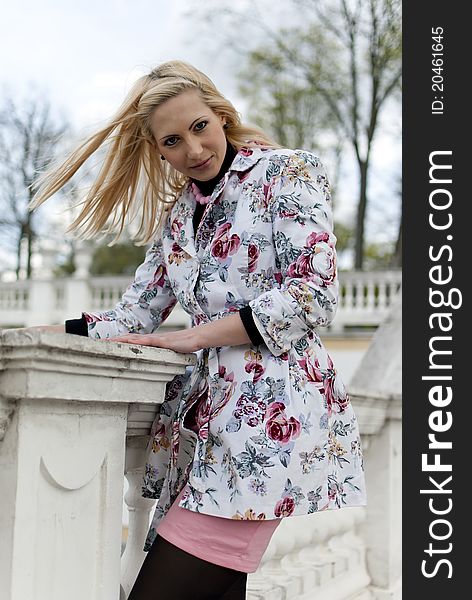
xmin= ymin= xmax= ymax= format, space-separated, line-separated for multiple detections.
xmin=348 ymin=294 xmax=402 ymax=599
xmin=0 ymin=329 xmax=194 ymax=600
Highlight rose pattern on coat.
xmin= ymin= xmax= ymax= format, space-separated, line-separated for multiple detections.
xmin=231 ymin=380 xmax=268 ymax=429
xmin=169 ymin=242 xmax=190 ymax=266
xmin=297 ymin=354 xmax=324 ymax=385
xmin=274 ymin=496 xmax=295 ymax=517
xmin=287 ymin=231 xmax=337 ymax=290
xmin=210 ymin=223 xmax=241 ymax=259
xmin=247 ymin=243 xmax=260 ymax=273
xmin=322 ymin=356 xmax=351 ymax=415
xmin=82 ymin=146 xmax=367 ymax=551
xmin=244 ymin=348 xmax=264 ymax=383
xmin=265 ymin=402 xmax=301 ymax=445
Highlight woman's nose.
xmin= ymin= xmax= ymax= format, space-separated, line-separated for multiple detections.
xmin=186 ymin=137 xmax=203 ymax=158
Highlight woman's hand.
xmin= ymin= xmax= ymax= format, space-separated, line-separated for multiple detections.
xmin=105 ymin=313 xmax=251 ymax=354
xmin=105 ymin=328 xmax=201 ymax=354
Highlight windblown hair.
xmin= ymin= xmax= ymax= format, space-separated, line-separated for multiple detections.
xmin=30 ymin=60 xmax=280 ymax=245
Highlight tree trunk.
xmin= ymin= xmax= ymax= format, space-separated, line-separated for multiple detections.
xmin=26 ymin=231 xmax=34 ymax=279
xmin=354 ymin=160 xmax=368 ymax=270
xmin=15 ymin=236 xmax=22 ymax=280
xmin=390 ymin=212 xmax=402 ymax=268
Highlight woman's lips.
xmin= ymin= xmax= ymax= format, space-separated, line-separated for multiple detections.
xmin=190 ymin=156 xmax=212 ymax=170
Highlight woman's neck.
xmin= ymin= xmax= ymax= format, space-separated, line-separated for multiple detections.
xmin=191 ymin=142 xmax=237 ymax=197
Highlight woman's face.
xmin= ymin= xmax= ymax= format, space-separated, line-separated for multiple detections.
xmin=150 ymin=89 xmax=227 ymax=181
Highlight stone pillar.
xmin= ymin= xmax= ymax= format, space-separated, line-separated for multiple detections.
xmin=347 ymin=294 xmax=402 ymax=599
xmin=26 ymin=278 xmax=60 ymax=326
xmin=350 ymin=394 xmax=402 ymax=600
xmin=74 ymin=243 xmax=94 ymax=279
xmin=0 ymin=329 xmax=194 ymax=600
xmin=63 ymin=278 xmax=92 ymax=319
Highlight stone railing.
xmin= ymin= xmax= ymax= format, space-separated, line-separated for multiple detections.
xmin=0 ymin=328 xmax=400 ymax=599
xmin=333 ymin=270 xmax=401 ymax=332
xmin=247 ymin=506 xmax=370 ymax=599
xmin=0 ymin=330 xmax=195 ymax=600
xmin=247 ymin=387 xmax=401 ymax=600
xmin=0 ymin=270 xmax=401 ymax=333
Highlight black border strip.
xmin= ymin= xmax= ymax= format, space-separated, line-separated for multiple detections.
xmin=403 ymin=2 xmax=466 ymax=594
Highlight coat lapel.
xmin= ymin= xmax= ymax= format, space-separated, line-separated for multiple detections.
xmin=169 ymin=145 xmax=268 ymax=256
xmin=163 ymin=146 xmax=268 ymax=318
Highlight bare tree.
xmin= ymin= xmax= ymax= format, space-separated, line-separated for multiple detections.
xmin=0 ymin=93 xmax=68 ymax=278
xmin=390 ymin=174 xmax=402 ymax=268
xmin=272 ymin=0 xmax=401 ymax=268
xmin=194 ymin=0 xmax=401 ymax=269
xmin=238 ymin=42 xmax=345 ymax=205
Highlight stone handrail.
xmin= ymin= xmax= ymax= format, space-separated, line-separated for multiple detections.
xmin=333 ymin=270 xmax=402 ymax=332
xmin=0 ymin=329 xmax=195 ymax=600
xmin=0 ymin=328 xmax=398 ymax=599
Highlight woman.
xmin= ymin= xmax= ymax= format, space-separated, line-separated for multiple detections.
xmin=30 ymin=60 xmax=367 ymax=599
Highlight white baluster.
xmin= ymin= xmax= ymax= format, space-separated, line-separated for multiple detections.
xmin=345 ymin=281 xmax=354 ymax=310
xmin=377 ymin=280 xmax=388 ymax=310
xmin=366 ymin=279 xmax=376 ymax=310
xmin=248 ymin=508 xmax=369 ymax=600
xmin=121 ymin=436 xmax=156 ymax=599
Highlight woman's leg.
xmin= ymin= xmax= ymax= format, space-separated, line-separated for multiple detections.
xmin=127 ymin=534 xmax=247 ymax=600
xmin=219 ymin=571 xmax=248 ymax=599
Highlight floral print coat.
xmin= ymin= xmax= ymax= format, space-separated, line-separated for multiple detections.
xmin=83 ymin=146 xmax=367 ymax=551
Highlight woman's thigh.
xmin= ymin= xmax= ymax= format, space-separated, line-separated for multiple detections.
xmin=127 ymin=534 xmax=247 ymax=600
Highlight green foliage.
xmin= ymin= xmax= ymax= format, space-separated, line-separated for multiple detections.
xmin=53 ymin=256 xmax=76 ymax=278
xmin=363 ymin=241 xmax=397 ymax=270
xmin=90 ymin=242 xmax=146 ymax=276
xmin=333 ymin=221 xmax=353 ymax=254
xmin=334 ymin=221 xmax=399 ymax=270
xmin=239 ymin=29 xmax=340 ymax=153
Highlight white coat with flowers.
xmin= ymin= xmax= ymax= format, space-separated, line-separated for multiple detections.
xmin=82 ymin=146 xmax=367 ymax=551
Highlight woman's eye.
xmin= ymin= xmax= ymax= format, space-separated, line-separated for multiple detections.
xmin=194 ymin=121 xmax=207 ymax=131
xmin=164 ymin=137 xmax=178 ymax=147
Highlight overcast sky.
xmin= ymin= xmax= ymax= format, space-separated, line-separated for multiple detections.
xmin=0 ymin=0 xmax=401 ymax=270
xmin=1 ymin=1 xmax=245 ymax=127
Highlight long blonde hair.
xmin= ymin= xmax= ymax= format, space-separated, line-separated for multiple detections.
xmin=30 ymin=60 xmax=280 ymax=245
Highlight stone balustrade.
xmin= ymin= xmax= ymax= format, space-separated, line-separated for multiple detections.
xmin=0 ymin=270 xmax=401 ymax=333
xmin=247 ymin=506 xmax=370 ymax=599
xmin=0 ymin=317 xmax=401 ymax=599
xmin=0 ymin=329 xmax=195 ymax=600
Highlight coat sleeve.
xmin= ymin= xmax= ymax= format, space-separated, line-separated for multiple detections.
xmin=249 ymin=151 xmax=338 ymax=356
xmin=82 ymin=237 xmax=178 ymax=339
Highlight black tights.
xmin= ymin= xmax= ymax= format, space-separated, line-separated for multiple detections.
xmin=127 ymin=535 xmax=248 ymax=600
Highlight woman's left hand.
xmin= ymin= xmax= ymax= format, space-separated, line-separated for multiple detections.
xmin=104 ymin=313 xmax=251 ymax=354
xmin=105 ymin=329 xmax=201 ymax=354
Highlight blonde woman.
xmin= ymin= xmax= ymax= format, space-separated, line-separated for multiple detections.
xmin=29 ymin=60 xmax=367 ymax=599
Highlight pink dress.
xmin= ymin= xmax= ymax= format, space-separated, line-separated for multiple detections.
xmin=157 ymin=485 xmax=281 ymax=573
xmin=156 ymin=395 xmax=281 ymax=573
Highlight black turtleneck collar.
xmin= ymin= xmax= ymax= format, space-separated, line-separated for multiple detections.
xmin=191 ymin=142 xmax=237 ymax=197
